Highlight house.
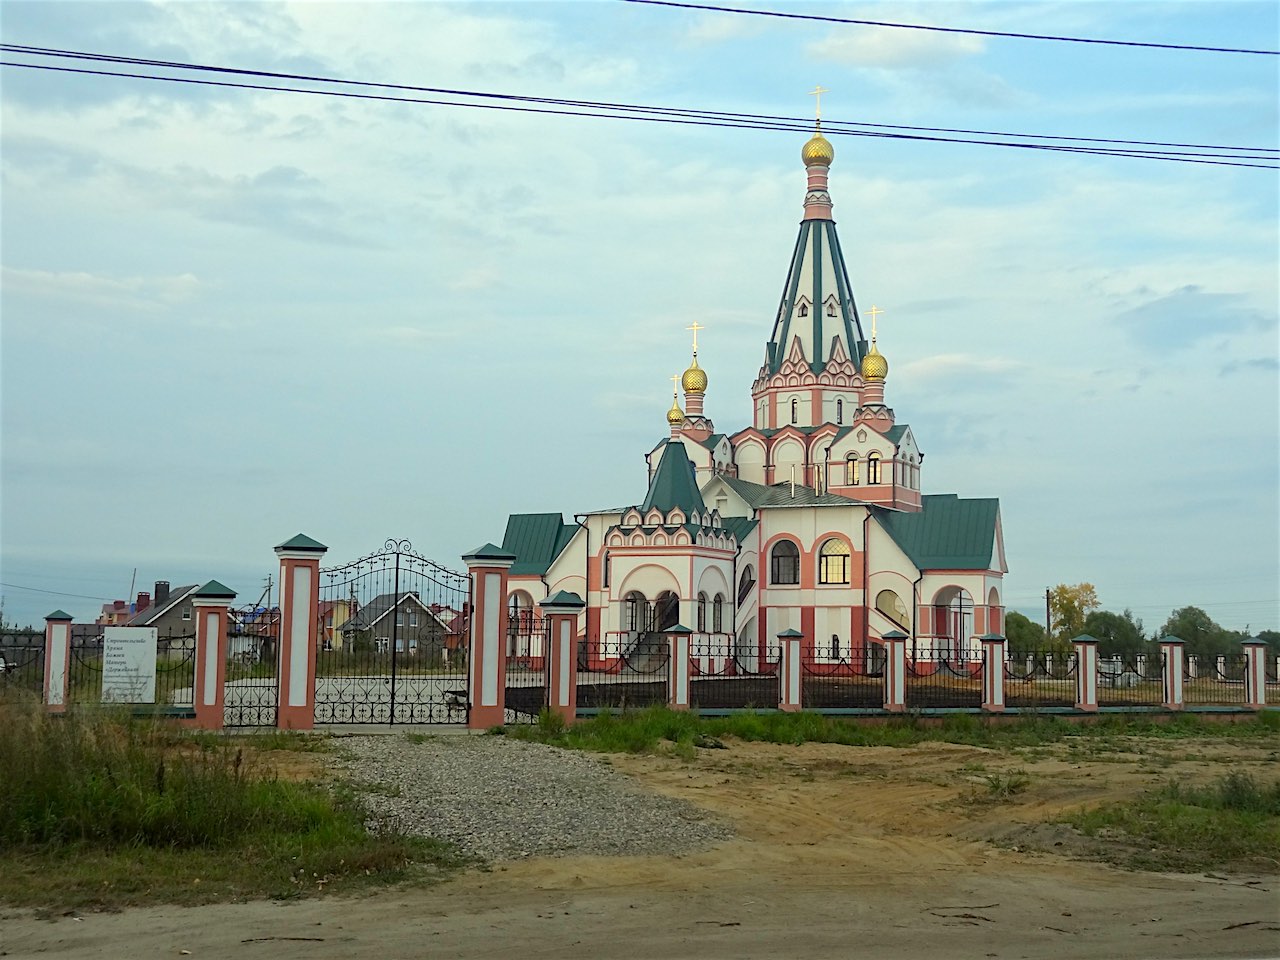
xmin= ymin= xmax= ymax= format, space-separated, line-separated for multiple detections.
xmin=339 ymin=591 xmax=453 ymax=661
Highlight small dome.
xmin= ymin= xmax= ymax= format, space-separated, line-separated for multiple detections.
xmin=861 ymin=342 xmax=888 ymax=381
xmin=681 ymin=354 xmax=707 ymax=394
xmin=667 ymin=396 xmax=685 ymax=425
xmin=802 ymin=130 xmax=834 ymax=167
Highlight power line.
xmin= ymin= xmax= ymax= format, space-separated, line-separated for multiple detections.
xmin=1 ymin=56 xmax=1275 ymax=170
xmin=622 ymin=0 xmax=1280 ymax=56
xmin=4 ymin=43 xmax=1276 ymax=157
xmin=0 ymin=581 xmax=113 ymax=602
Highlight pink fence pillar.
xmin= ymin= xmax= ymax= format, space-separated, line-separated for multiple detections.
xmin=190 ymin=581 xmax=236 ymax=730
xmin=463 ymin=543 xmax=516 ymax=729
xmin=1159 ymin=635 xmax=1185 ymax=711
xmin=1074 ymin=635 xmax=1099 ymax=712
xmin=1243 ymin=639 xmax=1269 ymax=710
xmin=43 ymin=610 xmax=73 ymax=712
xmin=882 ymin=630 xmax=907 ymax=713
xmin=979 ymin=634 xmax=1006 ymax=713
xmin=542 ymin=590 xmax=585 ymax=726
xmin=668 ymin=625 xmax=692 ymax=710
xmin=275 ymin=534 xmax=327 ymax=730
xmin=777 ymin=629 xmax=803 ymax=712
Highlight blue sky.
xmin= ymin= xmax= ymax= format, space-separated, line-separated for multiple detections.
xmin=1 ymin=1 xmax=1276 ymax=633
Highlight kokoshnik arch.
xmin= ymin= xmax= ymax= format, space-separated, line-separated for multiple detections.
xmin=487 ymin=118 xmax=1007 ymax=675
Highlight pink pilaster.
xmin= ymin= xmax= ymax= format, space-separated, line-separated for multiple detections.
xmin=668 ymin=625 xmax=692 ymax=710
xmin=882 ymin=629 xmax=907 ymax=713
xmin=43 ymin=610 xmax=73 ymax=712
xmin=274 ymin=534 xmax=327 ymax=730
xmin=190 ymin=581 xmax=236 ymax=730
xmin=542 ymin=590 xmax=585 ymax=726
xmin=463 ymin=544 xmax=516 ymax=729
xmin=1242 ymin=639 xmax=1269 ymax=710
xmin=1074 ymin=635 xmax=1099 ymax=712
xmin=1159 ymin=636 xmax=1185 ymax=711
xmin=777 ymin=628 xmax=803 ymax=712
xmin=979 ymin=634 xmax=1006 ymax=713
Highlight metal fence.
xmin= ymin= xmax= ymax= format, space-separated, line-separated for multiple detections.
xmin=578 ymin=633 xmax=670 ymax=710
xmin=0 ymin=629 xmax=45 ymax=699
xmin=1183 ymin=653 xmax=1247 ymax=706
xmin=689 ymin=638 xmax=779 ymax=710
xmin=801 ymin=647 xmax=883 ymax=709
xmin=504 ymin=615 xmax=549 ymax=723
xmin=1005 ymin=649 xmax=1079 ymax=709
xmin=66 ymin=628 xmax=196 ymax=709
xmin=225 ymin=606 xmax=279 ymax=726
xmin=905 ymin=641 xmax=983 ymax=708
xmin=1096 ymin=652 xmax=1164 ymax=707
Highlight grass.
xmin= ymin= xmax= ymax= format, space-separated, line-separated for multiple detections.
xmin=1067 ymin=772 xmax=1280 ymax=872
xmin=0 ymin=700 xmax=466 ymax=909
xmin=503 ymin=705 xmax=1280 ymax=756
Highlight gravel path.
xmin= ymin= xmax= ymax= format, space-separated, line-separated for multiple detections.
xmin=332 ymin=734 xmax=733 ymax=862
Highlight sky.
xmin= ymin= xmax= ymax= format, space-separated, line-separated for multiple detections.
xmin=1 ymin=1 xmax=1276 ymax=634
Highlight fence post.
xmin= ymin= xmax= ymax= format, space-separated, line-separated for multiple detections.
xmin=463 ymin=544 xmax=517 ymax=729
xmin=190 ymin=581 xmax=236 ymax=730
xmin=542 ymin=590 xmax=584 ymax=726
xmin=1158 ymin=635 xmax=1185 ymax=711
xmin=274 ymin=534 xmax=327 ymax=730
xmin=882 ymin=630 xmax=907 ymax=713
xmin=1242 ymin=638 xmax=1269 ymax=710
xmin=43 ymin=610 xmax=73 ymax=712
xmin=777 ymin=628 xmax=803 ymax=712
xmin=667 ymin=624 xmax=692 ymax=710
xmin=1073 ymin=635 xmax=1099 ymax=712
xmin=979 ymin=634 xmax=1006 ymax=713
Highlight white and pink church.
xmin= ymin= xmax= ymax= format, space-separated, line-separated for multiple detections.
xmin=490 ymin=124 xmax=1007 ymax=674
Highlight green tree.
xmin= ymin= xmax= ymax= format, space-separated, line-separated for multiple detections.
xmin=1257 ymin=629 xmax=1280 ymax=657
xmin=1049 ymin=583 xmax=1100 ymax=645
xmin=1158 ymin=606 xmax=1233 ymax=658
xmin=1083 ymin=609 xmax=1146 ymax=658
xmin=1004 ymin=610 xmax=1046 ymax=651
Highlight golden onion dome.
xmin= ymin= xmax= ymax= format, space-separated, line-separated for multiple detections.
xmin=861 ymin=341 xmax=888 ymax=381
xmin=801 ymin=130 xmax=834 ymax=167
xmin=666 ymin=396 xmax=685 ymax=425
xmin=681 ymin=354 xmax=707 ymax=394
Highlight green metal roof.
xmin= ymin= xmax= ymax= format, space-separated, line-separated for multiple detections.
xmin=46 ymin=609 xmax=72 ymax=621
xmin=462 ymin=542 xmax=518 ymax=563
xmin=885 ymin=424 xmax=910 ymax=445
xmin=697 ymin=433 xmax=726 ymax=451
xmin=641 ymin=441 xmax=706 ymax=514
xmin=542 ymin=589 xmax=585 ymax=610
xmin=501 ymin=514 xmax=577 ymax=576
xmin=275 ymin=533 xmax=327 ymax=551
xmin=876 ymin=494 xmax=999 ymax=571
xmin=721 ymin=516 xmax=759 ymax=543
xmin=718 ymin=475 xmax=860 ymax=509
xmin=195 ymin=580 xmax=237 ymax=599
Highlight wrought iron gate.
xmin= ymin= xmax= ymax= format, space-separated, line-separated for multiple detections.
xmin=316 ymin=539 xmax=470 ymax=724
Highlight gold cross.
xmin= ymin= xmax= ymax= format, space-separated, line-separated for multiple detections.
xmin=867 ymin=304 xmax=883 ymax=340
xmin=669 ymin=373 xmax=680 ymax=397
xmin=809 ymin=85 xmax=830 ymax=121
xmin=686 ymin=320 xmax=704 ymax=352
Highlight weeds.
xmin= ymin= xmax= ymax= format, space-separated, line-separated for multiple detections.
xmin=983 ymin=770 xmax=1031 ymax=799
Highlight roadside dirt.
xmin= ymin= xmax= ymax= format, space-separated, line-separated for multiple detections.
xmin=5 ymin=734 xmax=1278 ymax=959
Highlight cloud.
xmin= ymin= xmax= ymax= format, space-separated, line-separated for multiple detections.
xmin=897 ymin=352 xmax=1024 ymax=382
xmin=807 ymin=26 xmax=985 ymax=69
xmin=1220 ymin=357 xmax=1280 ymax=376
xmin=683 ymin=15 xmax=766 ymax=44
xmin=0 ymin=266 xmax=202 ymax=310
xmin=1113 ymin=285 xmax=1275 ymax=352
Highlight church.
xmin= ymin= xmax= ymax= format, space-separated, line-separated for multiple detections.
xmin=491 ymin=121 xmax=1007 ymax=676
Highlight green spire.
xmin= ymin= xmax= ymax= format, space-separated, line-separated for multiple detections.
xmin=641 ymin=441 xmax=706 ymax=514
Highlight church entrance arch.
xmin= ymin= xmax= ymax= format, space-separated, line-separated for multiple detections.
xmin=929 ymin=586 xmax=974 ymax=662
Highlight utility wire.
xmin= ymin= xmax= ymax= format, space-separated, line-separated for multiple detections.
xmin=0 ymin=582 xmax=113 ymax=602
xmin=2 ymin=57 xmax=1276 ymax=169
xmin=4 ymin=43 xmax=1276 ymax=157
xmin=622 ymin=0 xmax=1280 ymax=56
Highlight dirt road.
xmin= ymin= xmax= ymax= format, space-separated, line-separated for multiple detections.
xmin=5 ymin=736 xmax=1277 ymax=959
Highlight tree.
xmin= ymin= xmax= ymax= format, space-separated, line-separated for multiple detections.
xmin=1083 ymin=609 xmax=1146 ymax=658
xmin=1049 ymin=583 xmax=1100 ymax=645
xmin=1005 ymin=611 xmax=1046 ymax=651
xmin=1158 ymin=606 xmax=1232 ymax=658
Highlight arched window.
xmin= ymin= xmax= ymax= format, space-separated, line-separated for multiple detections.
xmin=846 ymin=454 xmax=859 ymax=486
xmin=602 ymin=551 xmax=610 ymax=588
xmin=713 ymin=593 xmax=725 ymax=632
xmin=876 ymin=589 xmax=909 ymax=629
xmin=831 ymin=634 xmax=842 ymax=659
xmin=624 ymin=591 xmax=647 ymax=631
xmin=738 ymin=565 xmax=756 ymax=602
xmin=798 ymin=302 xmax=808 ymax=317
xmin=867 ymin=453 xmax=881 ymax=484
xmin=836 ymin=398 xmax=843 ymax=424
xmin=818 ymin=538 xmax=850 ymax=585
xmin=790 ymin=398 xmax=799 ymax=424
xmin=770 ymin=541 xmax=800 ymax=585
xmin=697 ymin=592 xmax=708 ymax=632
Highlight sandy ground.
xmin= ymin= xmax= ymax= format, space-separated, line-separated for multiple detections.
xmin=5 ymin=734 xmax=1279 ymax=959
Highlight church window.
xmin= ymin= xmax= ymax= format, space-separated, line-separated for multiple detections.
xmin=697 ymin=592 xmax=708 ymax=632
xmin=770 ymin=541 xmax=800 ymax=585
xmin=790 ymin=398 xmax=798 ymax=424
xmin=836 ymin=399 xmax=843 ymax=424
xmin=602 ymin=551 xmax=610 ymax=588
xmin=625 ymin=591 xmax=647 ymax=632
xmin=867 ymin=453 xmax=881 ymax=484
xmin=831 ymin=634 xmax=841 ymax=659
xmin=876 ymin=590 xmax=909 ymax=629
xmin=827 ymin=302 xmax=836 ymax=317
xmin=738 ymin=565 xmax=756 ymax=603
xmin=713 ymin=593 xmax=725 ymax=632
xmin=798 ymin=303 xmax=808 ymax=317
xmin=846 ymin=454 xmax=859 ymax=485
xmin=818 ymin=538 xmax=850 ymax=585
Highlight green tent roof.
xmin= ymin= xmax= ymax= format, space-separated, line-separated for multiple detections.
xmin=641 ymin=441 xmax=706 ymax=514
xmin=501 ymin=513 xmax=578 ymax=576
xmin=877 ymin=494 xmax=999 ymax=570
